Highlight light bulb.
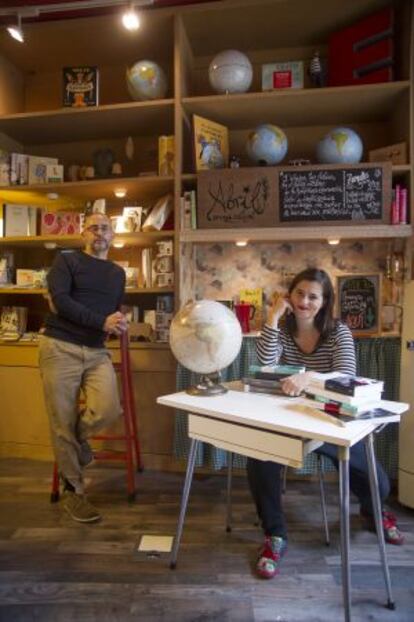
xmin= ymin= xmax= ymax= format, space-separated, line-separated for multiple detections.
xmin=327 ymin=238 xmax=340 ymax=245
xmin=113 ymin=242 xmax=125 ymax=249
xmin=7 ymin=25 xmax=24 ymax=43
xmin=122 ymin=8 xmax=140 ymax=31
xmin=235 ymin=240 xmax=248 ymax=247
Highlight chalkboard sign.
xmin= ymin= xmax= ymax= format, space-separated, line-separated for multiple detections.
xmin=197 ymin=168 xmax=278 ymax=229
xmin=337 ymin=273 xmax=381 ymax=336
xmin=278 ymin=163 xmax=391 ymax=225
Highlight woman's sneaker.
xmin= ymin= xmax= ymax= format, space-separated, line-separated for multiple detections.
xmin=256 ymin=536 xmax=288 ymax=579
xmin=361 ymin=510 xmax=404 ymax=545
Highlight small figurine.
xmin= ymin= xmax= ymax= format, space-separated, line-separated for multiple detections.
xmin=309 ymin=50 xmax=323 ymax=87
xmin=230 ymin=155 xmax=240 ymax=168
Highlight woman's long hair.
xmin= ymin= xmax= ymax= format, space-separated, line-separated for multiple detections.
xmin=285 ymin=268 xmax=336 ymax=340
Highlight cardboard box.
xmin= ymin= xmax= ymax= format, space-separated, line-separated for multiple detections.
xmin=4 ymin=205 xmax=37 ymax=237
xmin=41 ymin=211 xmax=80 ymax=235
xmin=368 ymin=142 xmax=407 ymax=165
xmin=262 ymin=61 xmax=304 ymax=90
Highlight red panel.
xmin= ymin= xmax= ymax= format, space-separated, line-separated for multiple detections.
xmin=328 ymin=7 xmax=394 ymax=87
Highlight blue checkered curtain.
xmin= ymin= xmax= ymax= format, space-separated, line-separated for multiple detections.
xmin=174 ymin=337 xmax=401 ymax=478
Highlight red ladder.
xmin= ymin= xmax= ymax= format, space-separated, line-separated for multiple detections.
xmin=50 ymin=330 xmax=142 ymax=503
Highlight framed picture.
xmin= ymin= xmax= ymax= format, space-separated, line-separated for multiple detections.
xmin=336 ymin=273 xmax=381 ymax=336
xmin=192 ymin=114 xmax=229 ymax=172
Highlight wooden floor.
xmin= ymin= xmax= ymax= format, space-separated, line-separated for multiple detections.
xmin=0 ymin=458 xmax=413 ymax=622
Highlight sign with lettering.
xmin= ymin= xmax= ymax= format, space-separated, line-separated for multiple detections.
xmin=277 ymin=163 xmax=391 ymax=225
xmin=337 ymin=273 xmax=381 ymax=336
xmin=197 ymin=168 xmax=277 ymax=228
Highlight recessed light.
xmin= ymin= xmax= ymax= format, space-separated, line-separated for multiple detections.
xmin=114 ymin=188 xmax=127 ymax=198
xmin=113 ymin=242 xmax=125 ymax=248
xmin=235 ymin=240 xmax=248 ymax=247
xmin=122 ymin=7 xmax=140 ymax=31
xmin=327 ymin=238 xmax=340 ymax=245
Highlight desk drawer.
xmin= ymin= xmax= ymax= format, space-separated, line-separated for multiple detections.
xmin=189 ymin=414 xmax=321 ymax=468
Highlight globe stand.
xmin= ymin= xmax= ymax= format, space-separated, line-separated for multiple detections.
xmin=186 ymin=372 xmax=227 ymax=396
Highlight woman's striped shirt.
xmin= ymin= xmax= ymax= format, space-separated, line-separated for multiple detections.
xmin=257 ymin=322 xmax=356 ymax=375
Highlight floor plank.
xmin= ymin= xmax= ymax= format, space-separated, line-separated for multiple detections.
xmin=0 ymin=458 xmax=413 ymax=622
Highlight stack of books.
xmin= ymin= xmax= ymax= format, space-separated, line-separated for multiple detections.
xmin=303 ymin=372 xmax=384 ymax=418
xmin=243 ymin=364 xmax=305 ymax=395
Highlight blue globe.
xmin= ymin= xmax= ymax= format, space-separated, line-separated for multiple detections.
xmin=246 ymin=124 xmax=288 ymax=165
xmin=126 ymin=60 xmax=167 ymax=101
xmin=316 ymin=127 xmax=363 ymax=164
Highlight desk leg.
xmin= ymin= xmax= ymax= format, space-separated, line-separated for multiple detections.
xmin=170 ymin=438 xmax=199 ymax=570
xmin=364 ymin=433 xmax=395 ymax=610
xmin=339 ymin=446 xmax=351 ymax=622
xmin=226 ymin=452 xmax=233 ymax=533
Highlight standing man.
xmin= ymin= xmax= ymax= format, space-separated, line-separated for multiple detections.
xmin=39 ymin=212 xmax=127 ymax=523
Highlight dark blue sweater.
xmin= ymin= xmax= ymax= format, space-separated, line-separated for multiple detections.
xmin=44 ymin=250 xmax=125 ymax=348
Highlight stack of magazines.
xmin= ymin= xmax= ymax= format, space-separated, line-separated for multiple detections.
xmin=303 ymin=372 xmax=384 ymax=418
xmin=242 ymin=364 xmax=305 ymax=395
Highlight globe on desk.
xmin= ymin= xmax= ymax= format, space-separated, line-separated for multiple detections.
xmin=169 ymin=300 xmax=243 ymax=396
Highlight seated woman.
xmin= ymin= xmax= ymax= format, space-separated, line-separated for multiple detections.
xmin=248 ymin=268 xmax=404 ymax=580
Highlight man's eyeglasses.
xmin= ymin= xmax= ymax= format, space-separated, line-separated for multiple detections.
xmin=85 ymin=224 xmax=112 ymax=234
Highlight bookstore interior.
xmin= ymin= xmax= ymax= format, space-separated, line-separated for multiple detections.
xmin=0 ymin=0 xmax=413 ymax=517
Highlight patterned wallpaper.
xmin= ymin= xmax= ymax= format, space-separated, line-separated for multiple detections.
xmin=190 ymin=240 xmax=404 ymax=331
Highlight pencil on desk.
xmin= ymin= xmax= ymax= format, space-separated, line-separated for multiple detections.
xmin=299 ymin=404 xmax=347 ymax=428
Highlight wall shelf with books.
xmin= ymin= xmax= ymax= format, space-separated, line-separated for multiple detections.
xmin=0 ymin=176 xmax=174 ymax=205
xmin=0 ymin=232 xmax=174 ymax=249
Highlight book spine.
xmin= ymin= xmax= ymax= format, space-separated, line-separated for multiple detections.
xmin=190 ymin=190 xmax=197 ymax=230
xmin=399 ymin=187 xmax=407 ymax=224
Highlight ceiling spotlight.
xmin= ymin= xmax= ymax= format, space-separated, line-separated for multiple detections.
xmin=7 ymin=14 xmax=24 ymax=43
xmin=113 ymin=241 xmax=125 ymax=248
xmin=327 ymin=238 xmax=340 ymax=245
xmin=122 ymin=6 xmax=140 ymax=31
xmin=235 ymin=240 xmax=248 ymax=247
xmin=114 ymin=188 xmax=127 ymax=198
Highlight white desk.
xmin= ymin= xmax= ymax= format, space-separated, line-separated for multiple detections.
xmin=157 ymin=386 xmax=408 ymax=622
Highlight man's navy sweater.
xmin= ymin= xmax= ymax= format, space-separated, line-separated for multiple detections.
xmin=44 ymin=250 xmax=125 ymax=348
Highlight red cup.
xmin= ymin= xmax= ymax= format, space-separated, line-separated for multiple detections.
xmin=234 ymin=303 xmax=255 ymax=333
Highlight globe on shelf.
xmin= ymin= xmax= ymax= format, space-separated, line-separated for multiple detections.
xmin=126 ymin=60 xmax=167 ymax=101
xmin=209 ymin=49 xmax=253 ymax=94
xmin=169 ymin=300 xmax=243 ymax=396
xmin=316 ymin=127 xmax=363 ymax=164
xmin=246 ymin=124 xmax=288 ymax=165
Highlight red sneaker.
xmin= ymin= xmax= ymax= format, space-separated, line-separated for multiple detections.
xmin=256 ymin=536 xmax=288 ymax=579
xmin=361 ymin=510 xmax=404 ymax=545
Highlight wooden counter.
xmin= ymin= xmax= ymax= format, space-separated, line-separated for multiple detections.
xmin=0 ymin=341 xmax=177 ymax=470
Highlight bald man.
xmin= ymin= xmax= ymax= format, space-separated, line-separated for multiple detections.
xmin=39 ymin=213 xmax=127 ymax=522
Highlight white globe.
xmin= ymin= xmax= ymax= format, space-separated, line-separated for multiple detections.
xmin=209 ymin=49 xmax=253 ymax=94
xmin=169 ymin=300 xmax=242 ymax=376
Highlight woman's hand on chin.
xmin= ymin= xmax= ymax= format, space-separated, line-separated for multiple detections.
xmin=280 ymin=371 xmax=315 ymax=397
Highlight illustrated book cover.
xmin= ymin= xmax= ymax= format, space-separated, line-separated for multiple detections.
xmin=63 ymin=66 xmax=99 ymax=107
xmin=193 ymin=114 xmax=229 ymax=172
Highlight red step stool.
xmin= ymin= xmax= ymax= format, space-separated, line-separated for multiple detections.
xmin=50 ymin=330 xmax=143 ymax=503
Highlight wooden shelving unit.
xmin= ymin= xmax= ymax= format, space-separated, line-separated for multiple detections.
xmin=181 ymin=224 xmax=412 ymax=244
xmin=0 ymin=286 xmax=174 ymax=295
xmin=0 ymin=231 xmax=174 ymax=249
xmin=182 ymin=81 xmax=410 ymax=129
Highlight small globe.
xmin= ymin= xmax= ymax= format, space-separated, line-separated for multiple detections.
xmin=246 ymin=124 xmax=288 ymax=165
xmin=209 ymin=49 xmax=253 ymax=94
xmin=170 ymin=300 xmax=243 ymax=394
xmin=316 ymin=127 xmax=363 ymax=164
xmin=126 ymin=60 xmax=167 ymax=101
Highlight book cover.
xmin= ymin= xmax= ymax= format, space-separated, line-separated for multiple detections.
xmin=158 ymin=135 xmax=175 ymax=176
xmin=63 ymin=66 xmax=99 ymax=107
xmin=262 ymin=61 xmax=304 ymax=90
xmin=303 ymin=393 xmax=381 ymax=417
xmin=324 ymin=374 xmax=383 ymax=397
xmin=193 ymin=114 xmax=229 ymax=172
xmin=249 ymin=364 xmax=306 ymax=378
xmin=28 ymin=156 xmax=59 ymax=185
xmin=240 ymin=287 xmax=263 ymax=330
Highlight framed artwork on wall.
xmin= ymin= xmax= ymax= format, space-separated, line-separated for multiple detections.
xmin=336 ymin=273 xmax=381 ymax=336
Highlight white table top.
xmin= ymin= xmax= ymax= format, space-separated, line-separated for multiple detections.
xmin=157 ymin=387 xmax=408 ymax=448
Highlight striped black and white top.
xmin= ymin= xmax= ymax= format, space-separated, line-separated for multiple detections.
xmin=257 ymin=322 xmax=356 ymax=375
